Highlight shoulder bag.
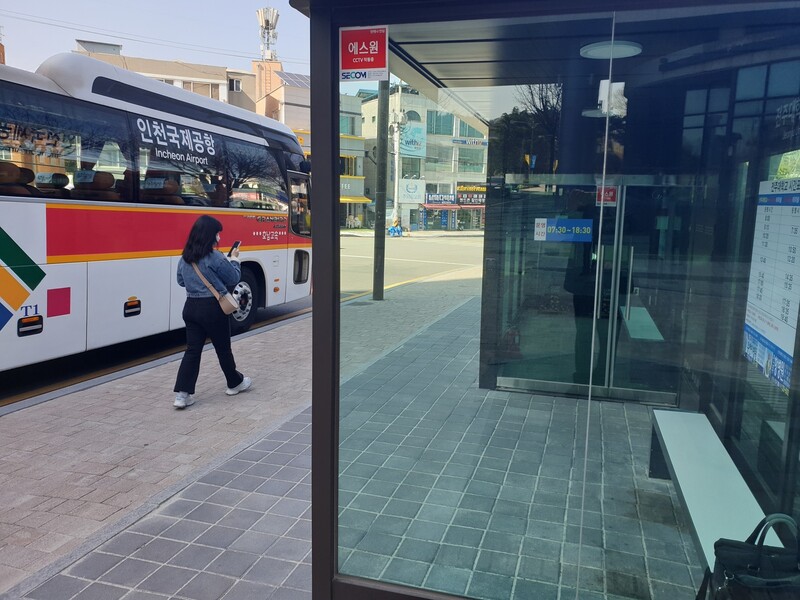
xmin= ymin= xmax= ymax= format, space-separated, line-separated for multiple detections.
xmin=696 ymin=513 xmax=800 ymax=599
xmin=191 ymin=263 xmax=239 ymax=315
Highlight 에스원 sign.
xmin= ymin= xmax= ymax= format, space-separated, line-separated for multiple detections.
xmin=340 ymin=26 xmax=388 ymax=82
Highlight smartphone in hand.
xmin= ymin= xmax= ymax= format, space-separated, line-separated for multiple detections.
xmin=227 ymin=240 xmax=241 ymax=257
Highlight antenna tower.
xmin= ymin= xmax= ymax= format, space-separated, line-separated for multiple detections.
xmin=256 ymin=8 xmax=279 ymax=61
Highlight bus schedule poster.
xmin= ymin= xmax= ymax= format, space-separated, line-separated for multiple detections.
xmin=743 ymin=178 xmax=800 ymax=394
xmin=534 ymin=218 xmax=593 ymax=242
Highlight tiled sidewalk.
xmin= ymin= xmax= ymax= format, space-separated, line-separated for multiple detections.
xmin=0 ymin=314 xmax=312 ymax=597
xmin=5 ymin=264 xmax=700 ymax=600
xmin=21 ymin=408 xmax=312 ymax=600
xmin=337 ymin=300 xmax=702 ymax=600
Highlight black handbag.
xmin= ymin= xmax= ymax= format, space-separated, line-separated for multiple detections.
xmin=696 ymin=513 xmax=800 ymax=599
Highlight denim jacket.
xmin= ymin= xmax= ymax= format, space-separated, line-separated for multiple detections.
xmin=177 ymin=251 xmax=241 ymax=298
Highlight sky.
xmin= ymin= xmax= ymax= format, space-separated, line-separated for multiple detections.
xmin=0 ymin=0 xmax=310 ymax=74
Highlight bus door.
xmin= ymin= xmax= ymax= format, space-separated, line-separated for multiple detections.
xmin=286 ymin=171 xmax=311 ymax=303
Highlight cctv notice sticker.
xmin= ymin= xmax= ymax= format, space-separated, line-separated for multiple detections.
xmin=340 ymin=26 xmax=389 ymax=82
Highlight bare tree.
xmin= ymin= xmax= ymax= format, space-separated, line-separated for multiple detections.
xmin=515 ymin=83 xmax=562 ymax=136
xmin=514 ymin=83 xmax=563 ymax=173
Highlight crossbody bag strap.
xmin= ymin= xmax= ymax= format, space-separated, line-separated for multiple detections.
xmin=191 ymin=263 xmax=221 ymax=301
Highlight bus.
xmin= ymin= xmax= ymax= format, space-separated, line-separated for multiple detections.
xmin=0 ymin=53 xmax=311 ymax=373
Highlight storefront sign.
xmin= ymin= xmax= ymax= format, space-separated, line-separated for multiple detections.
xmin=452 ymin=138 xmax=488 ymax=146
xmin=425 ymin=193 xmax=456 ymax=204
xmin=340 ymin=26 xmax=388 ymax=82
xmin=457 ymin=183 xmax=487 ymax=204
xmin=399 ymin=179 xmax=424 ymax=203
xmin=534 ymin=218 xmax=593 ymax=242
xmin=400 ymin=122 xmax=426 ymax=158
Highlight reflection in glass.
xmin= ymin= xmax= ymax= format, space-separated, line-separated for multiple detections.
xmin=334 ymin=3 xmax=800 ymax=599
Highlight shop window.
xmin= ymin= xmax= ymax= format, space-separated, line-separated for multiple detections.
xmin=339 ymin=155 xmax=357 ymax=176
xmin=708 ymin=88 xmax=730 ymax=113
xmin=340 ymin=115 xmax=355 ymax=135
xmin=457 ymin=147 xmax=484 ymax=173
xmin=768 ymin=60 xmax=800 ymax=97
xmin=426 ymin=110 xmax=454 ymax=135
xmin=459 ymin=120 xmax=483 ymax=138
xmin=425 ymin=144 xmax=453 ymax=172
xmin=734 ymin=101 xmax=764 ymax=117
xmin=736 ymin=65 xmax=768 ymax=100
xmin=401 ymin=157 xmax=421 ymax=178
xmin=685 ymin=89 xmax=707 ymax=114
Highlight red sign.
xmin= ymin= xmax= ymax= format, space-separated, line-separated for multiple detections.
xmin=596 ymin=186 xmax=618 ymax=207
xmin=340 ymin=26 xmax=388 ymax=82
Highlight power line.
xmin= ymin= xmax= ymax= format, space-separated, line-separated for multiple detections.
xmin=0 ymin=9 xmax=309 ymax=66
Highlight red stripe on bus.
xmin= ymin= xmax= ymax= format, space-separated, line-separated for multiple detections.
xmin=45 ymin=205 xmax=291 ymax=258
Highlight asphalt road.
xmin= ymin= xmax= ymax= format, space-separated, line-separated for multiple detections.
xmin=340 ymin=234 xmax=485 ymax=299
xmin=1 ymin=235 xmax=484 ymax=405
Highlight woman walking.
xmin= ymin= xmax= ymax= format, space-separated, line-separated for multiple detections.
xmin=173 ymin=215 xmax=251 ymax=408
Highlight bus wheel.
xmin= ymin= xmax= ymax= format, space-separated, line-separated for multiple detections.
xmin=230 ymin=269 xmax=259 ymax=334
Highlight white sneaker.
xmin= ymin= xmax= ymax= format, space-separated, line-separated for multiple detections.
xmin=173 ymin=393 xmax=195 ymax=409
xmin=226 ymin=376 xmax=252 ymax=396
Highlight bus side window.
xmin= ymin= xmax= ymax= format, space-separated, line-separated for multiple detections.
xmin=35 ymin=172 xmax=71 ymax=198
xmin=0 ymin=161 xmax=34 ymax=197
xmin=141 ymin=171 xmax=184 ymax=205
xmin=73 ymin=170 xmax=120 ymax=202
xmin=115 ymin=170 xmax=135 ymax=202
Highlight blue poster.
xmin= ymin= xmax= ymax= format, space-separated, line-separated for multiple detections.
xmin=534 ymin=218 xmax=593 ymax=242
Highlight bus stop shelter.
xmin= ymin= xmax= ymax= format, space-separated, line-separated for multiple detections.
xmin=292 ymin=0 xmax=800 ymax=599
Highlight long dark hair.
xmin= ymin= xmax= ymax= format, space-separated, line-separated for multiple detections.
xmin=182 ymin=215 xmax=222 ymax=263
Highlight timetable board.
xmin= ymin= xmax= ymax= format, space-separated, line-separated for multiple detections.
xmin=533 ymin=218 xmax=593 ymax=242
xmin=743 ymin=179 xmax=800 ymax=394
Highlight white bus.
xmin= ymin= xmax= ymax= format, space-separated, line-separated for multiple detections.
xmin=0 ymin=53 xmax=311 ymax=373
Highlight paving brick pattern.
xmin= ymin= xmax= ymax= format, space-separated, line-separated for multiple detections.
xmin=21 ymin=410 xmax=312 ymax=600
xmin=5 ymin=253 xmax=703 ymax=600
xmin=337 ymin=299 xmax=703 ymax=600
xmin=0 ymin=316 xmax=312 ymax=597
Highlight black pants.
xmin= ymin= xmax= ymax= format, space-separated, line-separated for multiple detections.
xmin=174 ymin=297 xmax=244 ymax=394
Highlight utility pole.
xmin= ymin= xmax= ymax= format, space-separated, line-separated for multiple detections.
xmin=373 ymin=80 xmax=389 ymax=300
xmin=390 ymin=84 xmax=405 ymax=224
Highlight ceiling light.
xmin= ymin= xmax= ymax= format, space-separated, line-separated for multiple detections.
xmin=580 ymin=40 xmax=642 ymax=60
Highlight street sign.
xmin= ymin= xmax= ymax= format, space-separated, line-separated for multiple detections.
xmin=340 ymin=26 xmax=389 ymax=82
xmin=596 ymin=185 xmax=619 ymax=207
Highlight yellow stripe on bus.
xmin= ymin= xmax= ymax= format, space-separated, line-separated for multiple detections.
xmin=0 ymin=267 xmax=31 ymax=310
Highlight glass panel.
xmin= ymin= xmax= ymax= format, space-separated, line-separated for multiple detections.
xmin=768 ymin=60 xmax=800 ymax=97
xmin=225 ymin=139 xmax=288 ymax=211
xmin=335 ymin=4 xmax=800 ymax=600
xmin=708 ymin=88 xmax=731 ymax=113
xmin=684 ymin=89 xmax=707 ymax=114
xmin=736 ymin=65 xmax=768 ymax=100
xmin=338 ymin=11 xmax=624 ymax=600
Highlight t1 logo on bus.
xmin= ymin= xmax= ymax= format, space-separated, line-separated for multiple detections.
xmin=0 ymin=226 xmax=46 ymax=331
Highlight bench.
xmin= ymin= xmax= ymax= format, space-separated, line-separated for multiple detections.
xmin=651 ymin=409 xmax=778 ymax=572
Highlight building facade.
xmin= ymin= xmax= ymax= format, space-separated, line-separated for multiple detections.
xmin=75 ymin=41 xmax=257 ymax=112
xmin=361 ymin=84 xmax=488 ymax=230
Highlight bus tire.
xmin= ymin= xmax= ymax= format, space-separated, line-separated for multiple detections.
xmin=230 ymin=268 xmax=259 ymax=334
